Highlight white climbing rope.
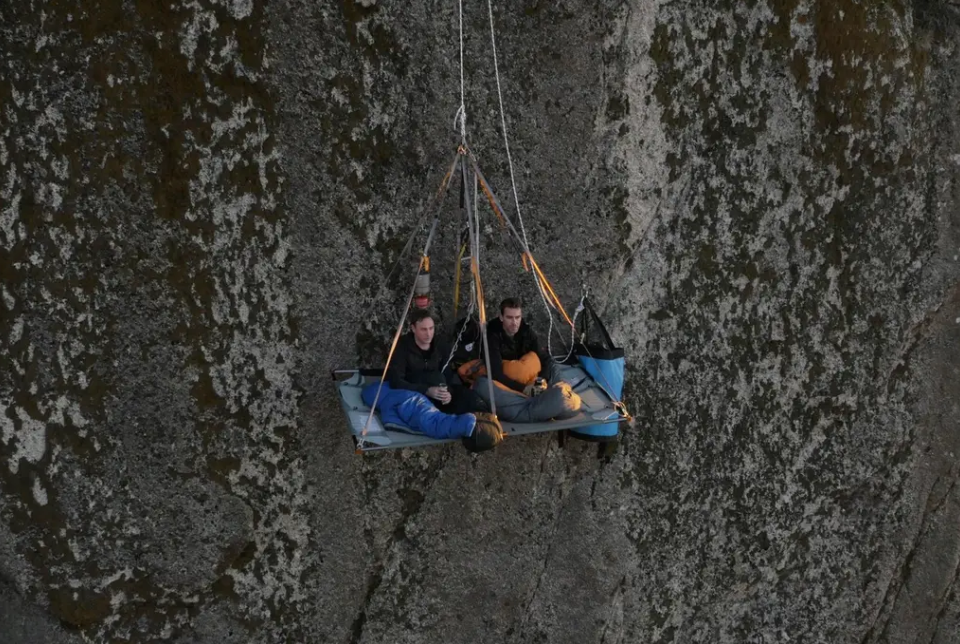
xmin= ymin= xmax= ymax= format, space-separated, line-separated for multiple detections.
xmin=455 ymin=0 xmax=467 ymax=145
xmin=553 ymin=293 xmax=586 ymax=363
xmin=485 ymin=0 xmax=526 ymax=250
xmin=484 ymin=0 xmax=573 ymax=356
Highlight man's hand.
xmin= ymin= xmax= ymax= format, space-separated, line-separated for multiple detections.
xmin=426 ymin=386 xmax=452 ymax=405
xmin=523 ymin=379 xmax=547 ymax=397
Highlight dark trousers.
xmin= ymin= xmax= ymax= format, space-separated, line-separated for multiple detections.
xmin=406 ymin=371 xmax=488 ymax=415
xmin=437 ymin=384 xmax=488 ymax=415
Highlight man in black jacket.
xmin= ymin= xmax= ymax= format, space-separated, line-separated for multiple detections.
xmin=486 ymin=297 xmax=554 ymax=394
xmin=388 ymin=309 xmax=485 ymax=414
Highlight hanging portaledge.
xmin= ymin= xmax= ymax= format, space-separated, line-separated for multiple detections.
xmin=330 ymin=153 xmax=631 ymax=454
xmin=332 ymin=362 xmax=626 ymax=452
xmin=330 ymin=0 xmax=632 ymax=454
xmin=561 ymin=298 xmax=627 ymax=443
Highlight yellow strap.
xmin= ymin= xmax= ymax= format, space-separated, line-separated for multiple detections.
xmin=471 ymin=258 xmax=485 ymax=316
xmin=477 ymin=175 xmax=506 ymax=227
xmin=526 ymin=253 xmax=573 ymax=327
xmin=453 ymin=243 xmax=466 ymax=319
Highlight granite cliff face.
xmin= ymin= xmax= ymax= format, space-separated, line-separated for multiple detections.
xmin=1 ymin=1 xmax=959 ymax=642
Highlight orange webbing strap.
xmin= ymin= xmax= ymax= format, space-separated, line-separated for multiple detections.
xmin=453 ymin=243 xmax=467 ymax=319
xmin=360 ymin=236 xmax=436 ymax=445
xmin=472 ymin=258 xmax=497 ymax=417
xmin=461 ymin=154 xmax=497 ymax=417
xmin=470 ymin=257 xmax=485 ymax=311
xmin=435 ymin=154 xmax=461 ymax=201
xmin=470 ymin=158 xmax=532 ymax=255
xmin=477 ymin=174 xmax=507 ymax=227
xmin=526 ymin=252 xmax=573 ymax=328
xmin=376 ymin=153 xmax=460 ymax=298
xmin=361 ymin=261 xmax=423 ymax=442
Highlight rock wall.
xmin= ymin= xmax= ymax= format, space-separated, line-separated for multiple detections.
xmin=1 ymin=0 xmax=304 ymax=640
xmin=1 ymin=0 xmax=958 ymax=642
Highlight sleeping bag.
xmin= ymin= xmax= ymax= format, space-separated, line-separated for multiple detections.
xmin=361 ymin=381 xmax=475 ymax=439
xmin=473 ymin=376 xmax=581 ymax=423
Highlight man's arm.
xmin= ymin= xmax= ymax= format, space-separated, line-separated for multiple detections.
xmin=387 ymin=343 xmax=430 ymax=395
xmin=487 ymin=332 xmax=527 ymax=392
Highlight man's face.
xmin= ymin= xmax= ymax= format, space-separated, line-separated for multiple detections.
xmin=412 ymin=317 xmax=435 ymax=347
xmin=500 ymin=307 xmax=522 ymax=337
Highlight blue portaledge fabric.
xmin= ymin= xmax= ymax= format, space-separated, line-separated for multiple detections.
xmin=570 ymin=354 xmax=625 ymax=439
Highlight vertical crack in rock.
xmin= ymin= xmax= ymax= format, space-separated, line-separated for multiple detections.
xmin=512 ymin=448 xmax=578 ymax=641
xmin=929 ymin=547 xmax=960 ymax=644
xmin=347 ymin=566 xmax=383 ymax=644
xmin=871 ymin=471 xmax=960 ymax=644
xmin=866 ymin=481 xmax=942 ymax=643
xmin=885 ymin=281 xmax=960 ymax=396
xmin=348 ymin=451 xmax=450 ymax=643
xmin=598 ymin=574 xmax=628 ymax=644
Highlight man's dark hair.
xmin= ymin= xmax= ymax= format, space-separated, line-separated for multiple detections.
xmin=499 ymin=297 xmax=522 ymax=314
xmin=409 ymin=308 xmax=436 ymax=327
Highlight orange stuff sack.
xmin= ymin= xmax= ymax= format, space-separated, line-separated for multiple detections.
xmin=457 ymin=351 xmax=541 ymax=389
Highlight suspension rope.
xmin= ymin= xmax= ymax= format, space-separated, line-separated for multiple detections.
xmin=486 ymin=0 xmax=531 ymax=252
xmin=462 ymin=159 xmax=497 ymax=417
xmin=444 ymin=166 xmax=480 ymax=373
xmin=455 ymin=0 xmax=467 ymax=145
xmin=452 ymin=242 xmax=467 ymax=320
xmin=554 ymin=293 xmax=586 ymax=364
xmin=482 ymin=3 xmax=582 ymax=359
xmin=468 ymin=154 xmax=574 ymax=356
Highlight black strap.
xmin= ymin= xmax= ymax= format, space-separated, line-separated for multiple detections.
xmin=583 ymin=298 xmax=615 ymax=350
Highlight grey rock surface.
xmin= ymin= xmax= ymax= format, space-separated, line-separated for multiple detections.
xmin=2 ymin=0 xmax=959 ymax=643
xmin=0 ymin=577 xmax=84 ymax=644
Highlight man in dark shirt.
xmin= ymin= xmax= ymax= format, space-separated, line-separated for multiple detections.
xmin=388 ymin=309 xmax=485 ymax=414
xmin=486 ymin=297 xmax=554 ymax=394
